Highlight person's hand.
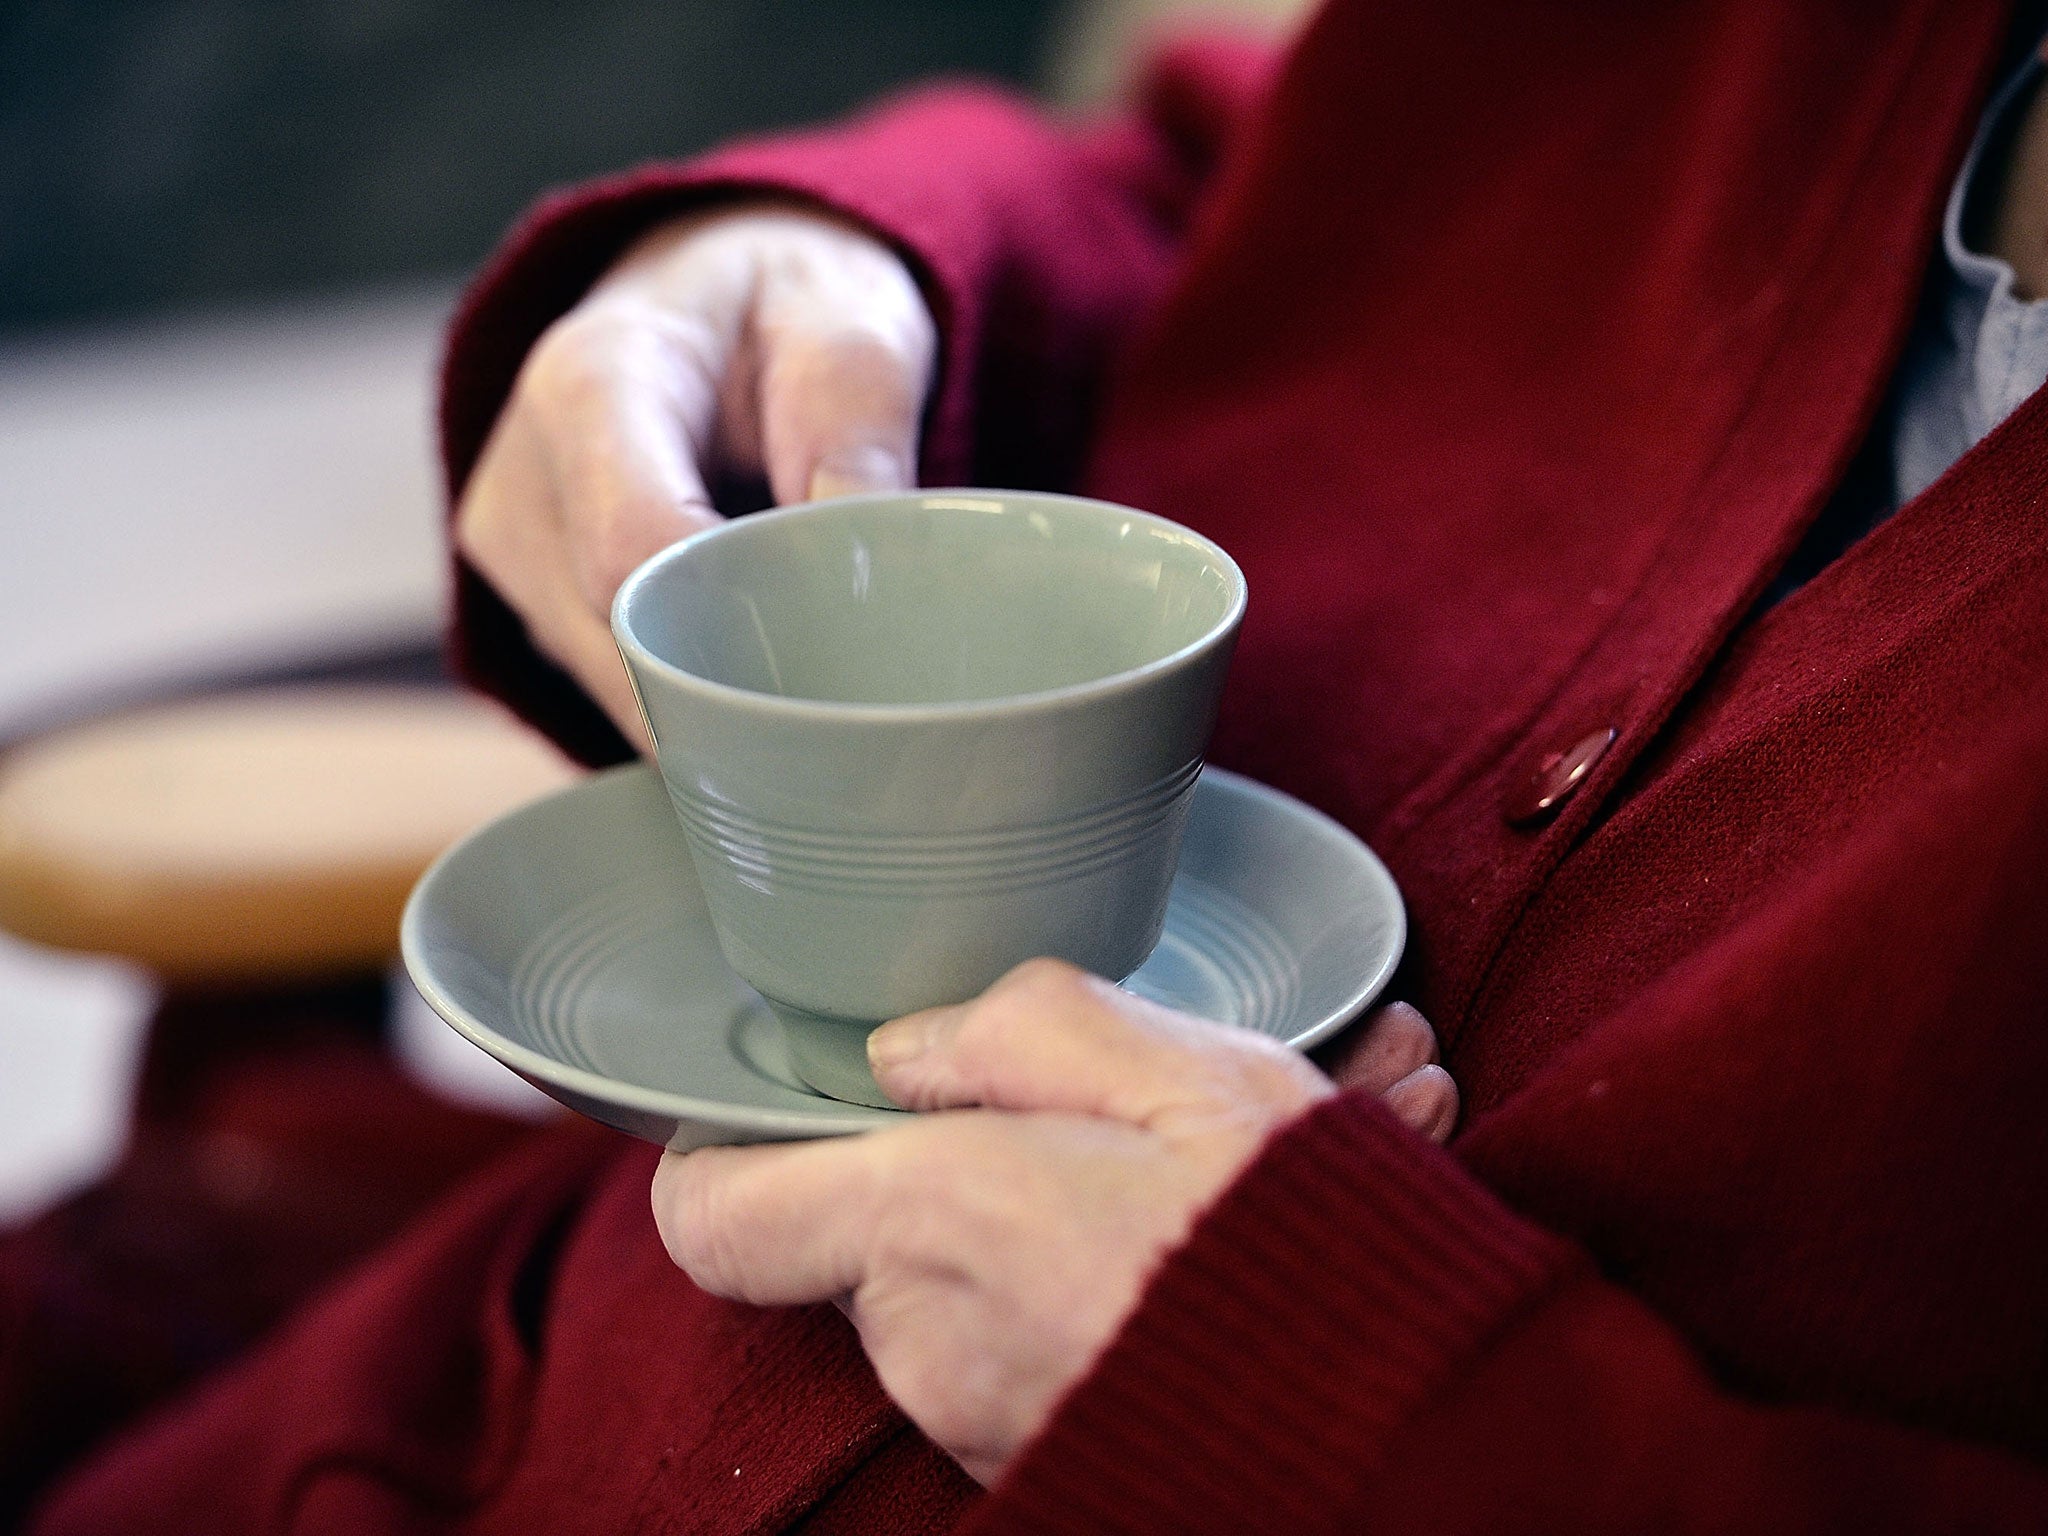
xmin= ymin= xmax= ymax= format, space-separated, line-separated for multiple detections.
xmin=651 ymin=960 xmax=1457 ymax=1486
xmin=455 ymin=204 xmax=938 ymax=747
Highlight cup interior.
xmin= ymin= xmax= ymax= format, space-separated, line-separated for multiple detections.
xmin=617 ymin=493 xmax=1242 ymax=707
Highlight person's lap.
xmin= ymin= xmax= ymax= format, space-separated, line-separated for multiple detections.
xmin=31 ymin=1119 xmax=978 ymax=1534
xmin=0 ymin=987 xmax=537 ymax=1528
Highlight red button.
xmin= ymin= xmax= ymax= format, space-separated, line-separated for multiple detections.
xmin=1504 ymin=725 xmax=1617 ymax=828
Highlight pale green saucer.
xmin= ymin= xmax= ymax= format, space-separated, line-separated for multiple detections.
xmin=401 ymin=763 xmax=1404 ymax=1151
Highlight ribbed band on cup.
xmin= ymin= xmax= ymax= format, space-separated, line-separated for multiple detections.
xmin=662 ymin=758 xmax=1203 ymax=896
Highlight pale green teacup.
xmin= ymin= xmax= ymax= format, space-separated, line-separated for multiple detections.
xmin=612 ymin=489 xmax=1245 ymax=1106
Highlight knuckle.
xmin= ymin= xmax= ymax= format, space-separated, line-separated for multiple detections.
xmin=1224 ymin=1034 xmax=1331 ymax=1114
xmin=867 ymin=1132 xmax=937 ymax=1214
xmin=948 ymin=1000 xmax=1012 ymax=1064
xmin=957 ymin=959 xmax=1085 ymax=1055
xmin=519 ymin=306 xmax=640 ymax=411
xmin=518 ymin=314 xmax=601 ymax=403
xmin=653 ymin=1154 xmax=747 ymax=1292
xmin=864 ymin=1133 xmax=916 ymax=1202
xmin=999 ymin=956 xmax=1090 ymax=1005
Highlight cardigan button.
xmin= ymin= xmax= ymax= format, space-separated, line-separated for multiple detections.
xmin=1504 ymin=725 xmax=1617 ymax=828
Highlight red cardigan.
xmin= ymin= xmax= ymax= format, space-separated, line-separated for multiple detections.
xmin=40 ymin=2 xmax=2048 ymax=1531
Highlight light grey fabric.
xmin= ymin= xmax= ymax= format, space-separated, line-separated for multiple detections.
xmin=1892 ymin=50 xmax=2048 ymax=506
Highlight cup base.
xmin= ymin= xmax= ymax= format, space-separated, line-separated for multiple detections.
xmin=769 ymin=1002 xmax=900 ymax=1108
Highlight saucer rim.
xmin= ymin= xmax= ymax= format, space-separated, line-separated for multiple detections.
xmin=404 ymin=768 xmax=888 ymax=1138
xmin=400 ymin=762 xmax=1404 ymax=1138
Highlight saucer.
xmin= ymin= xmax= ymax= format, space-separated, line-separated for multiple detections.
xmin=401 ymin=763 xmax=1404 ymax=1151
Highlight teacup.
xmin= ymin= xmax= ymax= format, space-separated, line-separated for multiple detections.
xmin=612 ymin=489 xmax=1245 ymax=1106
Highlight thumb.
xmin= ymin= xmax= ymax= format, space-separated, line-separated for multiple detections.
xmin=753 ymin=242 xmax=934 ymax=505
xmin=867 ymin=959 xmax=1332 ymax=1132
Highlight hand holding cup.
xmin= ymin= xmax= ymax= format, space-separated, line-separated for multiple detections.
xmin=455 ymin=203 xmax=937 ymax=747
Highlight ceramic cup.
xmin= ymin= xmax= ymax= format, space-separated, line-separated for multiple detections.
xmin=611 ymin=489 xmax=1245 ymax=1106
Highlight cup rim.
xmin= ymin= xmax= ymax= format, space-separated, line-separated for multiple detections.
xmin=610 ymin=488 xmax=1247 ymax=724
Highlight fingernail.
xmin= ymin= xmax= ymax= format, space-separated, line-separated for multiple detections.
xmin=1385 ymin=1066 xmax=1436 ymax=1124
xmin=809 ymin=445 xmax=909 ymax=502
xmin=866 ymin=1016 xmax=928 ymax=1071
xmin=1386 ymin=1065 xmax=1458 ymax=1142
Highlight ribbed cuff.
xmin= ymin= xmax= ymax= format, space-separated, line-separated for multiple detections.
xmin=966 ymin=1092 xmax=1576 ymax=1535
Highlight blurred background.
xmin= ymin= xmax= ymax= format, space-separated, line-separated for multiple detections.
xmin=0 ymin=0 xmax=1308 ymax=1242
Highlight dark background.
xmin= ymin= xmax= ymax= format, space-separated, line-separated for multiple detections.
xmin=0 ymin=0 xmax=1061 ymax=337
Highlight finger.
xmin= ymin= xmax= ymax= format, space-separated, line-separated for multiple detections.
xmin=522 ymin=304 xmax=727 ymax=611
xmin=1383 ymin=1063 xmax=1460 ymax=1144
xmin=754 ymin=249 xmax=934 ymax=504
xmin=1326 ymin=1002 xmax=1439 ymax=1095
xmin=650 ymin=1139 xmax=882 ymax=1306
xmin=760 ymin=324 xmax=924 ymax=504
xmin=457 ymin=412 xmax=655 ymax=753
xmin=867 ymin=958 xmax=1331 ymax=1132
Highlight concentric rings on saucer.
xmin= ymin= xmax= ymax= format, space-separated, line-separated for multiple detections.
xmin=402 ymin=763 xmax=1404 ymax=1151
